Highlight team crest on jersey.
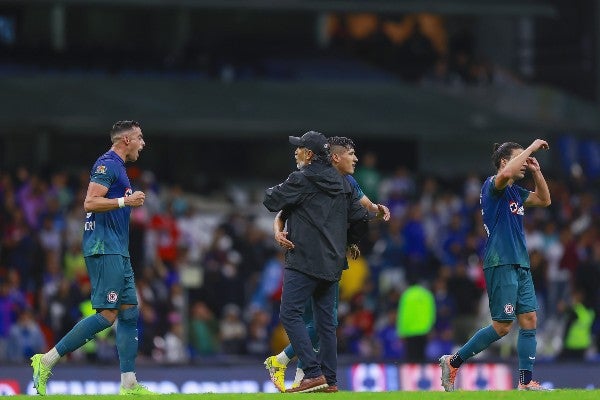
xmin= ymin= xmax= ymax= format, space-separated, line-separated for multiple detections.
xmin=509 ymin=201 xmax=524 ymax=215
xmin=107 ymin=291 xmax=119 ymax=303
xmin=95 ymin=165 xmax=107 ymax=174
xmin=124 ymin=188 xmax=132 ymax=197
xmin=504 ymin=303 xmax=514 ymax=315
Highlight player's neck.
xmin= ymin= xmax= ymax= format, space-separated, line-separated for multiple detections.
xmin=110 ymin=145 xmax=127 ymax=163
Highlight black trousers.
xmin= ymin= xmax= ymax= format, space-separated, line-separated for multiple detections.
xmin=279 ymin=268 xmax=338 ymax=385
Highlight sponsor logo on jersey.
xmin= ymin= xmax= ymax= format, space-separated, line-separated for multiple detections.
xmin=509 ymin=201 xmax=524 ymax=215
xmin=107 ymin=291 xmax=119 ymax=303
xmin=124 ymin=188 xmax=133 ymax=197
xmin=95 ymin=165 xmax=107 ymax=174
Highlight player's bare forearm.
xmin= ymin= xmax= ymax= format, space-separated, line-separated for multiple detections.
xmin=529 ymin=170 xmax=551 ymax=207
xmin=273 ymin=210 xmax=294 ymax=249
xmin=84 ymin=190 xmax=145 ymax=212
xmin=497 ymin=139 xmax=548 ymax=187
xmin=84 ymin=196 xmax=123 ymax=212
xmin=273 ymin=211 xmax=285 ymax=235
xmin=360 ymin=196 xmax=391 ymax=221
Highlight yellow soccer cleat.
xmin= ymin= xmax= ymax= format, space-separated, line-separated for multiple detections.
xmin=119 ymin=383 xmax=160 ymax=395
xmin=31 ymin=354 xmax=52 ymax=396
xmin=264 ymin=356 xmax=287 ymax=392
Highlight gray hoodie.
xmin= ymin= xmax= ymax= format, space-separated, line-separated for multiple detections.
xmin=264 ymin=161 xmax=369 ymax=281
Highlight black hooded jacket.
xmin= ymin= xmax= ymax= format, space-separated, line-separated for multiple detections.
xmin=263 ymin=161 xmax=369 ymax=281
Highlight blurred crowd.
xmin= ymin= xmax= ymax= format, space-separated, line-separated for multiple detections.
xmin=0 ymin=155 xmax=599 ymax=366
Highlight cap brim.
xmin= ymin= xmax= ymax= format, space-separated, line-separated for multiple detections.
xmin=289 ymin=136 xmax=303 ymax=147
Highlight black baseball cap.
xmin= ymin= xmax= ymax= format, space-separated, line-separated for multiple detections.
xmin=289 ymin=131 xmax=329 ymax=154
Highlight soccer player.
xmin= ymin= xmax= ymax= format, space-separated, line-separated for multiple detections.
xmin=439 ymin=139 xmax=551 ymax=392
xmin=264 ymin=136 xmax=390 ymax=392
xmin=263 ymin=131 xmax=370 ymax=393
xmin=30 ymin=121 xmax=157 ymax=396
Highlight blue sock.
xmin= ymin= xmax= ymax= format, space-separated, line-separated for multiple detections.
xmin=56 ymin=313 xmax=112 ymax=356
xmin=519 ymin=370 xmax=533 ymax=385
xmin=283 ymin=343 xmax=295 ymax=360
xmin=517 ymin=328 xmax=536 ymax=373
xmin=116 ymin=306 xmax=139 ymax=373
xmin=457 ymin=325 xmax=502 ymax=362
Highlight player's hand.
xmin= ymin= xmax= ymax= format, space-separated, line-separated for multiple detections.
xmin=375 ymin=204 xmax=391 ymax=221
xmin=275 ymin=231 xmax=294 ymax=249
xmin=347 ymin=243 xmax=360 ymax=260
xmin=526 ymin=157 xmax=541 ymax=172
xmin=126 ymin=191 xmax=145 ymax=207
xmin=529 ymin=139 xmax=549 ymax=152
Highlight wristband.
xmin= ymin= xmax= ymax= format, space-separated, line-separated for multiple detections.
xmin=118 ymin=197 xmax=125 ymax=208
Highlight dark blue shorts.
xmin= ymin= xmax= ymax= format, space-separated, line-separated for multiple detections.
xmin=85 ymin=255 xmax=138 ymax=309
xmin=484 ymin=264 xmax=537 ymax=321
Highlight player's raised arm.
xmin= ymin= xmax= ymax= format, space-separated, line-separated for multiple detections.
xmin=523 ymin=157 xmax=551 ymax=207
xmin=495 ymin=139 xmax=548 ymax=191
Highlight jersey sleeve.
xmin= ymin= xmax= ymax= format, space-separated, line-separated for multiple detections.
xmin=90 ymin=160 xmax=118 ymax=189
xmin=346 ymin=175 xmax=365 ymax=199
xmin=487 ymin=176 xmax=504 ymax=197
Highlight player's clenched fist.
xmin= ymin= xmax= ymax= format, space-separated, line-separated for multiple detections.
xmin=529 ymin=139 xmax=549 ymax=152
xmin=126 ymin=191 xmax=145 ymax=207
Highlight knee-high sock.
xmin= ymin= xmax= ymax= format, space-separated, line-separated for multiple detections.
xmin=116 ymin=306 xmax=139 ymax=373
xmin=55 ymin=313 xmax=112 ymax=356
xmin=517 ymin=328 xmax=537 ymax=371
xmin=457 ymin=325 xmax=502 ymax=361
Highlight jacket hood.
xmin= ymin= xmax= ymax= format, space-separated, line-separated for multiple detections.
xmin=302 ymin=161 xmax=345 ymax=195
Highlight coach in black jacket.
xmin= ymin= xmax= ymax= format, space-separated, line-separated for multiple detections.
xmin=263 ymin=131 xmax=369 ymax=392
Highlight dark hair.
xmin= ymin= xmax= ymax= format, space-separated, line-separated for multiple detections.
xmin=311 ymin=150 xmax=331 ymax=165
xmin=491 ymin=142 xmax=522 ymax=170
xmin=110 ymin=120 xmax=141 ymax=143
xmin=328 ymin=136 xmax=356 ymax=151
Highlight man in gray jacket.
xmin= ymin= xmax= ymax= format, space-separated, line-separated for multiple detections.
xmin=263 ymin=131 xmax=369 ymax=393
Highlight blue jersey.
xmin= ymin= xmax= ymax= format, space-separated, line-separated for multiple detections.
xmin=83 ymin=150 xmax=132 ymax=257
xmin=343 ymin=175 xmax=365 ymax=269
xmin=346 ymin=175 xmax=365 ymax=199
xmin=480 ymin=176 xmax=531 ymax=269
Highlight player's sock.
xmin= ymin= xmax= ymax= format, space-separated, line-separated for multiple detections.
xmin=457 ymin=325 xmax=501 ymax=362
xmin=517 ymin=328 xmax=537 ymax=373
xmin=519 ymin=369 xmax=533 ymax=386
xmin=55 ymin=313 xmax=112 ymax=356
xmin=449 ymin=353 xmax=464 ymax=369
xmin=293 ymin=367 xmax=305 ymax=386
xmin=121 ymin=372 xmax=138 ymax=389
xmin=41 ymin=347 xmax=61 ymax=368
xmin=277 ymin=350 xmax=292 ymax=366
xmin=116 ymin=306 xmax=139 ymax=373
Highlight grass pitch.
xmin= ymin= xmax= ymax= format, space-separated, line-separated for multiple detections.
xmin=9 ymin=390 xmax=600 ymax=399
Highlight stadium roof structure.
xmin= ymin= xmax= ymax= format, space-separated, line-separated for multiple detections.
xmin=0 ymin=0 xmax=558 ymax=17
xmin=0 ymin=76 xmax=597 ymax=141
